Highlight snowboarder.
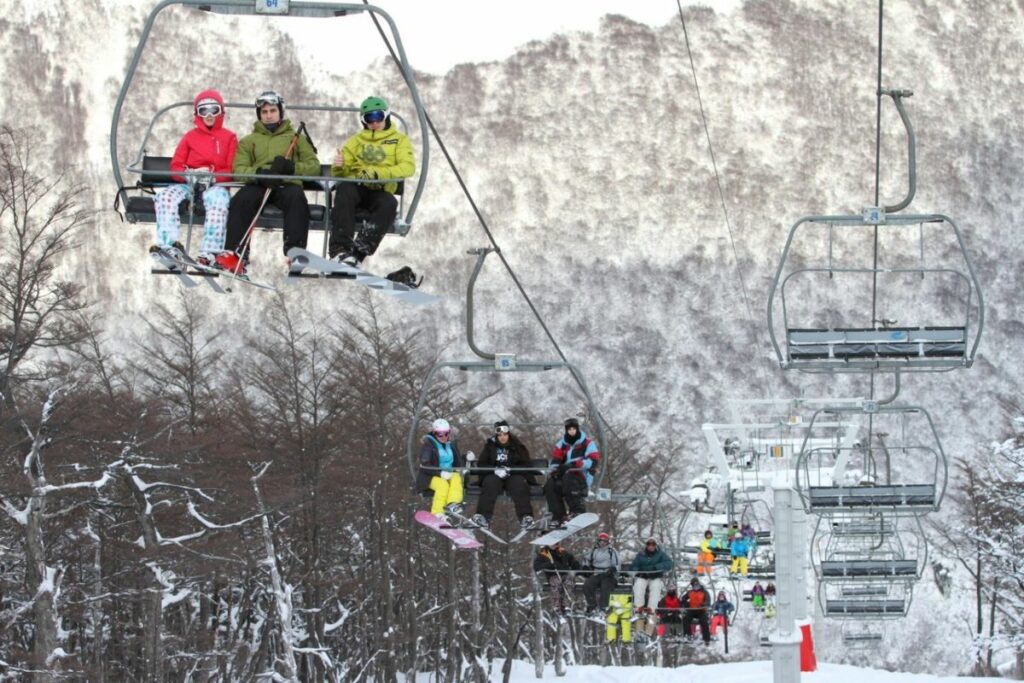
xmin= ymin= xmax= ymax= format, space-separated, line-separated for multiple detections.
xmin=468 ymin=420 xmax=536 ymax=529
xmin=533 ymin=542 xmax=580 ymax=614
xmin=543 ymin=417 xmax=600 ymax=527
xmin=150 ymin=89 xmax=237 ymax=263
xmin=628 ymin=537 xmax=673 ymax=616
xmin=328 ymin=95 xmax=415 ymax=267
xmin=710 ymin=590 xmax=734 ymax=636
xmin=697 ymin=529 xmax=716 ymax=575
xmin=751 ymin=581 xmax=766 ymax=611
xmin=223 ymin=90 xmax=319 ymax=275
xmin=606 ymin=590 xmax=633 ymax=643
xmin=415 ymin=418 xmax=466 ymax=518
xmin=681 ymin=577 xmax=712 ymax=644
xmin=656 ymin=584 xmax=684 ymax=637
xmin=729 ymin=532 xmax=752 ymax=576
xmin=765 ymin=582 xmax=777 ymax=617
xmin=582 ymin=531 xmax=621 ymax=614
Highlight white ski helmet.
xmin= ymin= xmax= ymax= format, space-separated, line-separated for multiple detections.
xmin=431 ymin=418 xmax=451 ymax=434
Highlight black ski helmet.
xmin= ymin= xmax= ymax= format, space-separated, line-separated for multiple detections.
xmin=255 ymin=90 xmax=284 ymax=119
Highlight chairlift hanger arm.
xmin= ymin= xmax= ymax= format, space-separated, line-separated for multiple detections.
xmin=878 ymin=88 xmax=916 ymax=213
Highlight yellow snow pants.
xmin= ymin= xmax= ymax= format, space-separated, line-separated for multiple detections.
xmin=429 ymin=473 xmax=464 ymax=514
xmin=606 ymin=593 xmax=633 ymax=643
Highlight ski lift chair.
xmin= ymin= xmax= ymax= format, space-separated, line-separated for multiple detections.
xmin=795 ymin=405 xmax=948 ymax=518
xmin=766 ymin=90 xmax=983 ymax=375
xmin=111 ymin=1 xmax=430 ymax=257
xmin=407 ymin=249 xmax=607 ymax=502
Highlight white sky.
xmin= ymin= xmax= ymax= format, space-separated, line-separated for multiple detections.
xmin=277 ymin=0 xmax=742 ymax=75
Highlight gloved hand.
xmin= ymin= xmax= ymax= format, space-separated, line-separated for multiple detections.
xmin=495 ymin=467 xmax=509 ymax=479
xmin=605 ymin=567 xmax=617 ymax=577
xmin=465 ymin=450 xmax=477 ymax=462
xmin=358 ymin=168 xmax=379 ymax=180
xmin=255 ymin=168 xmax=280 ymax=188
xmin=270 ymin=155 xmax=295 ymax=176
xmin=440 ymin=470 xmax=453 ymax=481
xmin=556 ymin=462 xmax=570 ymax=476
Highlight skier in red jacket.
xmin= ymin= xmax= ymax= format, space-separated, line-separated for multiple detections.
xmin=152 ymin=89 xmax=237 ymax=264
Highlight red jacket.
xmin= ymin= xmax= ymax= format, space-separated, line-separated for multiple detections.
xmin=170 ymin=89 xmax=238 ymax=183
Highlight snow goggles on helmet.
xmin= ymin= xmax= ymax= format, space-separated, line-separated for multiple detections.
xmin=196 ymin=103 xmax=222 ymax=117
xmin=361 ymin=109 xmax=387 ymax=124
xmin=495 ymin=424 xmax=510 ymax=434
xmin=434 ymin=429 xmax=450 ymax=437
xmin=256 ymin=91 xmax=282 ymax=105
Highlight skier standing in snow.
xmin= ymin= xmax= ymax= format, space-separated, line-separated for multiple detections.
xmin=681 ymin=577 xmax=712 ymax=644
xmin=628 ymin=537 xmax=673 ymax=617
xmin=533 ymin=542 xmax=580 ymax=614
xmin=581 ymin=532 xmax=621 ymax=614
xmin=328 ymin=95 xmax=415 ymax=267
xmin=150 ymin=89 xmax=237 ymax=263
xmin=415 ymin=418 xmax=466 ymax=518
xmin=223 ymin=90 xmax=319 ymax=274
xmin=468 ymin=420 xmax=536 ymax=530
xmin=543 ymin=417 xmax=600 ymax=527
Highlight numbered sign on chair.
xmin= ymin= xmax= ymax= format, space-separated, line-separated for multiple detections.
xmin=255 ymin=0 xmax=289 ymax=14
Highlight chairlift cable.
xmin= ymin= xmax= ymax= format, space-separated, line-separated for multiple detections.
xmin=675 ymin=0 xmax=774 ymax=399
xmin=870 ymin=0 xmax=885 ymax=406
xmin=365 ymin=2 xmax=693 ymax=512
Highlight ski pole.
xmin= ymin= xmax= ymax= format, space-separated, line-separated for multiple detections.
xmin=231 ymin=122 xmax=307 ymax=278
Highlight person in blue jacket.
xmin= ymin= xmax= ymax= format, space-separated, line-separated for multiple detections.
xmin=415 ymin=418 xmax=466 ymax=518
xmin=628 ymin=537 xmax=673 ymax=615
xmin=730 ymin=533 xmax=752 ymax=576
xmin=543 ymin=418 xmax=600 ymax=526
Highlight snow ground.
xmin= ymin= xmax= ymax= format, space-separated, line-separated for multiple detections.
xmin=469 ymin=659 xmax=1002 ymax=682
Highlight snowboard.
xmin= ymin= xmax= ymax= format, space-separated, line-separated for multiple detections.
xmin=508 ymin=514 xmax=552 ymax=543
xmin=414 ymin=510 xmax=483 ymax=550
xmin=285 ymin=247 xmax=440 ymax=306
xmin=441 ymin=511 xmax=508 ymax=544
xmin=530 ymin=512 xmax=600 ymax=546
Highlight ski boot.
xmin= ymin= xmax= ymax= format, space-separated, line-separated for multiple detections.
xmin=471 ymin=513 xmax=489 ymax=528
xmin=519 ymin=515 xmax=534 ymax=530
xmin=213 ymin=251 xmax=248 ymax=278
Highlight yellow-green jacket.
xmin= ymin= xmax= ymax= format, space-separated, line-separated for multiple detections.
xmin=331 ymin=124 xmax=415 ymax=195
xmin=233 ymin=119 xmax=319 ymax=186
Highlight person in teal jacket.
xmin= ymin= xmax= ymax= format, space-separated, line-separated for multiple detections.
xmin=328 ymin=95 xmax=416 ymax=267
xmin=223 ymin=90 xmax=319 ymax=273
xmin=628 ymin=537 xmax=674 ymax=615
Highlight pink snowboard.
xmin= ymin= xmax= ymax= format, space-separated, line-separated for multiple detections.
xmin=414 ymin=510 xmax=483 ymax=550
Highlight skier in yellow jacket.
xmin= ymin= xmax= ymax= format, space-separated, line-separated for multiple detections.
xmin=329 ymin=95 xmax=416 ymax=267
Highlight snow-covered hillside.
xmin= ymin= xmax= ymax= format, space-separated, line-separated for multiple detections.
xmin=0 ymin=0 xmax=1021 ymax=677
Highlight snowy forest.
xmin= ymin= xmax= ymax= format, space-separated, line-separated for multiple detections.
xmin=2 ymin=0 xmax=1024 ymax=680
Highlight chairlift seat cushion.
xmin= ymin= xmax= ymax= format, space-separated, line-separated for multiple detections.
xmin=808 ymin=484 xmax=936 ymax=509
xmin=825 ymin=599 xmax=905 ymax=615
xmin=820 ymin=559 xmax=917 ymax=577
xmin=787 ymin=326 xmax=967 ymax=364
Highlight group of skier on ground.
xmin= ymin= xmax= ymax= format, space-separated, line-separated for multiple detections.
xmin=151 ymin=88 xmax=414 ymax=277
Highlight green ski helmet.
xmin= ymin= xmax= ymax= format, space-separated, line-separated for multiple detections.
xmin=359 ymin=96 xmax=390 ymax=125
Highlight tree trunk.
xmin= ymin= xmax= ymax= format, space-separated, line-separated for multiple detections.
xmin=25 ymin=488 xmax=58 ymax=680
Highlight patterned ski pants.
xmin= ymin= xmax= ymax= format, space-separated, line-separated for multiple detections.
xmin=154 ymin=184 xmax=230 ymax=254
xmin=606 ymin=593 xmax=633 ymax=642
xmin=428 ymin=473 xmax=464 ymax=514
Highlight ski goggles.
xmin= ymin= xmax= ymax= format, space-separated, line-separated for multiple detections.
xmin=495 ymin=425 xmax=511 ymax=434
xmin=361 ymin=109 xmax=387 ymax=124
xmin=256 ymin=91 xmax=282 ymax=106
xmin=196 ymin=103 xmax=222 ymax=117
xmin=434 ymin=429 xmax=451 ymax=437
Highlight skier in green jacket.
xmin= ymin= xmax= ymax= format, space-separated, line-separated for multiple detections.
xmin=222 ymin=90 xmax=319 ymax=274
xmin=328 ymin=95 xmax=416 ymax=267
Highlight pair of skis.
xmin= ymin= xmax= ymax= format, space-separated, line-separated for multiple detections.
xmin=415 ymin=511 xmax=599 ymax=550
xmin=149 ymin=246 xmax=276 ymax=292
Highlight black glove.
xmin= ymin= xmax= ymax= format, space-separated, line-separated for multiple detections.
xmin=556 ymin=462 xmax=570 ymax=477
xmin=255 ymin=168 xmax=280 ymax=188
xmin=270 ymin=156 xmax=295 ymax=176
xmin=605 ymin=567 xmax=616 ymax=577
